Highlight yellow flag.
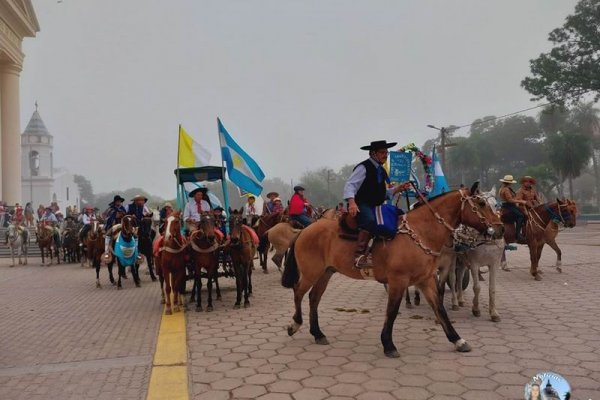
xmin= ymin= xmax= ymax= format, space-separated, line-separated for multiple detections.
xmin=178 ymin=126 xmax=211 ymax=167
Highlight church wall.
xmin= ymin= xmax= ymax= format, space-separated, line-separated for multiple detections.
xmin=52 ymin=171 xmax=81 ymax=212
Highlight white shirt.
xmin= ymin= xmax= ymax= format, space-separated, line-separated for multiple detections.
xmin=183 ymin=200 xmax=211 ymax=222
xmin=343 ymin=158 xmax=395 ymax=200
xmin=79 ymin=213 xmax=94 ymax=225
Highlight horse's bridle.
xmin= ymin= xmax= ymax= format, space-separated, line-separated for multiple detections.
xmin=546 ymin=202 xmax=573 ymax=225
xmin=459 ymin=191 xmax=503 ymax=233
xmin=162 ymin=215 xmax=187 ymax=253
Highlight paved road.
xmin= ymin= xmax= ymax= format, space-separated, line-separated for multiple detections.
xmin=187 ymin=226 xmax=600 ymax=400
xmin=0 ymin=261 xmax=162 ymax=400
xmin=0 ymin=225 xmax=598 ymax=399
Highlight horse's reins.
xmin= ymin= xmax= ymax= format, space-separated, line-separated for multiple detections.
xmin=161 ymin=216 xmax=188 ymax=254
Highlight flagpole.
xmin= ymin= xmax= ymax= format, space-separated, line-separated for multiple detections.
xmin=176 ymin=124 xmax=185 ymax=211
xmin=218 ymin=118 xmax=231 ymax=234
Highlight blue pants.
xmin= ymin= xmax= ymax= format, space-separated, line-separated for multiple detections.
xmin=357 ymin=204 xmax=377 ymax=233
xmin=291 ymin=214 xmax=312 ymax=227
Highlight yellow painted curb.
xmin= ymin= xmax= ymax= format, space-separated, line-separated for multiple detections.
xmin=147 ymin=308 xmax=189 ymax=400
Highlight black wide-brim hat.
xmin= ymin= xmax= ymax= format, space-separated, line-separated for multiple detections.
xmin=113 ymin=195 xmax=125 ymax=203
xmin=189 ymin=187 xmax=208 ymax=198
xmin=360 ymin=140 xmax=397 ymax=151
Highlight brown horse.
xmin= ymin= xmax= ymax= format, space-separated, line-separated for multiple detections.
xmin=189 ymin=213 xmax=221 ymax=312
xmin=282 ymin=184 xmax=503 ymax=358
xmin=228 ymin=213 xmax=256 ymax=308
xmin=36 ymin=223 xmax=60 ymax=266
xmin=84 ymin=221 xmax=112 ymax=288
xmin=255 ymin=212 xmax=287 ymax=271
xmin=503 ymin=199 xmax=577 ymax=280
xmin=159 ymin=212 xmax=188 ymax=315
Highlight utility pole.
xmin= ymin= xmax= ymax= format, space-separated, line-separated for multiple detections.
xmin=427 ymin=124 xmax=457 ymax=173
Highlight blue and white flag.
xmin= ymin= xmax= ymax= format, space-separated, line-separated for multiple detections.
xmin=218 ymin=118 xmax=265 ymax=195
xmin=429 ymin=145 xmax=450 ymax=197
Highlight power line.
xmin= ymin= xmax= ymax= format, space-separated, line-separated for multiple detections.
xmin=454 ymin=102 xmax=553 ymax=130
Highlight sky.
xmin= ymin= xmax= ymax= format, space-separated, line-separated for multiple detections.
xmin=20 ymin=0 xmax=579 ymax=198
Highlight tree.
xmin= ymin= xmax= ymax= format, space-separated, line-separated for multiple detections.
xmin=522 ymin=0 xmax=600 ymax=104
xmin=73 ymin=175 xmax=94 ymax=205
xmin=94 ymin=188 xmax=165 ymax=211
xmin=545 ymin=131 xmax=592 ymax=198
xmin=571 ymin=102 xmax=600 ymax=210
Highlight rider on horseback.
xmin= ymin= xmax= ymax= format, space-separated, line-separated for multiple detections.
xmin=40 ymin=207 xmax=61 ymax=247
xmin=103 ymin=195 xmax=127 ymax=254
xmin=289 ymin=186 xmax=312 ymax=227
xmin=499 ymin=175 xmax=527 ymax=242
xmin=344 ymin=140 xmax=411 ymax=268
xmin=126 ymin=195 xmax=153 ymax=221
xmin=78 ymin=206 xmax=96 ymax=246
xmin=263 ymin=192 xmax=279 ymax=215
xmin=243 ymin=195 xmax=260 ymax=226
xmin=516 ymin=176 xmax=541 ymax=207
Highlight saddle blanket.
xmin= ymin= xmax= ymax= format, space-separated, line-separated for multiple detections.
xmin=114 ymin=233 xmax=138 ymax=266
xmin=242 ymin=225 xmax=259 ymax=246
xmin=153 ymin=235 xmax=163 ymax=258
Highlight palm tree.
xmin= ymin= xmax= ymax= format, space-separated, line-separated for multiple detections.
xmin=545 ymin=131 xmax=592 ymax=199
xmin=571 ymin=102 xmax=600 ymax=210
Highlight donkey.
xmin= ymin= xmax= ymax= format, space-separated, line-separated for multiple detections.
xmin=5 ymin=224 xmax=28 ymax=267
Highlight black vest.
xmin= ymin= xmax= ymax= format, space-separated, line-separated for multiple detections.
xmin=354 ymin=159 xmax=388 ymax=206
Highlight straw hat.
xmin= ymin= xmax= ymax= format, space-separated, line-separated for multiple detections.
xmin=163 ymin=202 xmax=173 ymax=209
xmin=499 ymin=175 xmax=517 ymax=184
xmin=273 ymin=197 xmax=282 ymax=203
xmin=520 ymin=175 xmax=537 ymax=184
xmin=131 ymin=194 xmax=148 ymax=202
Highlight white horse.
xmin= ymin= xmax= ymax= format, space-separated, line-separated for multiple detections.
xmin=5 ymin=224 xmax=29 ymax=267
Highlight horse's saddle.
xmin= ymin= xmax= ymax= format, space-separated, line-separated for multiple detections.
xmin=338 ymin=212 xmax=359 ymax=241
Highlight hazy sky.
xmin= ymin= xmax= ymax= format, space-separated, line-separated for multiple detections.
xmin=20 ymin=0 xmax=578 ymax=198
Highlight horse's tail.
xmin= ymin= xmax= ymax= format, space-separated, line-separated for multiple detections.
xmin=281 ymin=237 xmax=299 ymax=288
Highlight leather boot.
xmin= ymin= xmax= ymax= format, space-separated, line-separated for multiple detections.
xmin=515 ymin=220 xmax=526 ymax=243
xmin=354 ymin=230 xmax=373 ymax=268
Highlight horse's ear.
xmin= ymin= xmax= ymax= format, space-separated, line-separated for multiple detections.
xmin=556 ymin=197 xmax=563 ymax=204
xmin=228 ymin=207 xmax=233 ymax=214
xmin=239 ymin=207 xmax=244 ymax=214
xmin=469 ymin=181 xmax=480 ymax=196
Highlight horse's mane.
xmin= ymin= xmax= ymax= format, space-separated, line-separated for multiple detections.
xmin=410 ymin=190 xmax=456 ymax=210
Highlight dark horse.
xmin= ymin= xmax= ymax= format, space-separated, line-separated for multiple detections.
xmin=255 ymin=212 xmax=287 ymax=272
xmin=36 ymin=222 xmax=60 ymax=266
xmin=229 ymin=212 xmax=256 ymax=308
xmin=502 ymin=199 xmax=577 ymax=280
xmin=86 ymin=220 xmax=113 ymax=288
xmin=138 ymin=216 xmax=158 ymax=282
xmin=113 ymin=215 xmax=142 ymax=289
xmin=189 ymin=213 xmax=222 ymax=312
xmin=282 ymin=184 xmax=504 ymax=358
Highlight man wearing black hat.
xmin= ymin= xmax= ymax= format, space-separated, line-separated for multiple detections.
xmin=344 ymin=140 xmax=411 ymax=268
xmin=289 ymin=185 xmax=312 ymax=227
xmin=183 ymin=187 xmax=212 ymax=232
xmin=103 ymin=195 xmax=127 ymax=254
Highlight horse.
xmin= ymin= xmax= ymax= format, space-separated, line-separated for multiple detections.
xmin=138 ymin=216 xmax=158 ymax=282
xmin=61 ymin=226 xmax=81 ymax=263
xmin=265 ymin=222 xmax=302 ymax=270
xmin=189 ymin=213 xmax=222 ymax=312
xmin=84 ymin=221 xmax=113 ymax=288
xmin=5 ymin=224 xmax=28 ymax=267
xmin=502 ymin=199 xmax=577 ymax=280
xmin=228 ymin=212 xmax=257 ymax=308
xmin=255 ymin=212 xmax=287 ymax=271
xmin=282 ymin=183 xmax=503 ymax=358
xmin=36 ymin=222 xmax=60 ymax=266
xmin=112 ymin=215 xmax=142 ymax=289
xmin=158 ymin=212 xmax=188 ymax=315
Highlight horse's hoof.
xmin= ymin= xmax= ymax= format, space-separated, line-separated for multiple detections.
xmin=117 ymin=286 xmax=122 ymax=290
xmin=234 ymin=304 xmax=241 ymax=309
xmin=206 ymin=306 xmax=213 ymax=312
xmin=315 ymin=337 xmax=329 ymax=345
xmin=244 ymin=302 xmax=250 ymax=308
xmin=491 ymin=315 xmax=501 ymax=322
xmin=384 ymin=349 xmax=400 ymax=358
xmin=262 ymin=269 xmax=268 ymax=274
xmin=406 ymin=303 xmax=413 ymax=309
xmin=414 ymin=298 xmax=420 ymax=306
xmin=537 ymin=270 xmax=544 ymax=274
xmin=455 ymin=340 xmax=472 ymax=352
xmin=111 ymin=281 xmax=116 ymax=286
xmin=165 ymin=309 xmax=172 ymax=315
xmin=534 ymin=274 xmax=542 ymax=281
xmin=556 ymin=267 xmax=562 ymax=273
xmin=458 ymin=301 xmax=465 ymax=307
xmin=195 ymin=306 xmax=203 ymax=312
xmin=472 ymin=309 xmax=481 ymax=317
xmin=452 ymin=305 xmax=459 ymax=311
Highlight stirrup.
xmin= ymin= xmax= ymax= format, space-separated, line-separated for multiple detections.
xmin=354 ymin=254 xmax=373 ymax=269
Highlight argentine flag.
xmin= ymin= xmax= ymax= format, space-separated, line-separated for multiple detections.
xmin=429 ymin=145 xmax=450 ymax=197
xmin=218 ymin=118 xmax=265 ymax=195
